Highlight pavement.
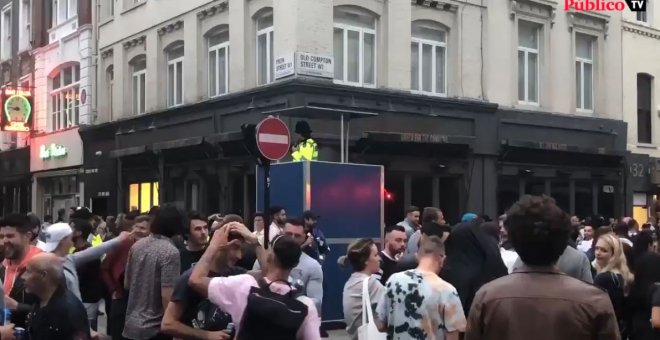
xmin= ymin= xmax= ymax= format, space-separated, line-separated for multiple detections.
xmin=96 ymin=301 xmax=351 ymax=339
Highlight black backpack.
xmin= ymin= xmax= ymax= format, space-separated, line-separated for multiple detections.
xmin=238 ymin=275 xmax=309 ymax=340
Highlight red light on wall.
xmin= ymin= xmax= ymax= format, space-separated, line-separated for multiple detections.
xmin=384 ymin=189 xmax=394 ymax=201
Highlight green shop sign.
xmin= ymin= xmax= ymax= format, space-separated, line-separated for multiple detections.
xmin=40 ymin=144 xmax=67 ymax=159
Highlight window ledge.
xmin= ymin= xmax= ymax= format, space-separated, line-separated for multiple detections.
xmin=99 ymin=16 xmax=114 ymax=27
xmin=411 ymin=90 xmax=448 ymax=98
xmin=622 ymin=20 xmax=660 ymax=40
xmin=333 ymin=79 xmax=377 ymax=89
xmin=48 ymin=16 xmax=78 ymax=33
xmin=515 ymin=102 xmax=541 ymax=110
xmin=122 ymin=1 xmax=146 ymax=15
xmin=636 ymin=143 xmax=657 ymax=150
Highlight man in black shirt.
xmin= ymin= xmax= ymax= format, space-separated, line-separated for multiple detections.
xmin=180 ymin=212 xmax=209 ymax=273
xmin=395 ymin=222 xmax=451 ymax=274
xmin=25 ymin=253 xmax=90 ymax=340
xmin=377 ymin=225 xmax=407 ymax=284
xmin=162 ymin=222 xmax=264 ymax=339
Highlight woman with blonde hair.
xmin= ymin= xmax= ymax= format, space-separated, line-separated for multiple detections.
xmin=340 ymin=238 xmax=385 ymax=340
xmin=594 ymin=233 xmax=634 ymax=338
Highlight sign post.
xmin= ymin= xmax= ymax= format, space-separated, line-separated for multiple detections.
xmin=255 ymin=116 xmax=291 ymax=248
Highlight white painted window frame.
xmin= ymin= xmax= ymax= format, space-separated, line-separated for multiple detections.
xmin=1 ymin=4 xmax=12 ymax=61
xmin=518 ymin=24 xmax=540 ymax=105
xmin=52 ymin=0 xmax=76 ymax=27
xmin=411 ymin=35 xmax=447 ymax=96
xmin=132 ymin=64 xmax=146 ymax=115
xmin=333 ymin=22 xmax=377 ymax=88
xmin=256 ymin=24 xmax=273 ymax=85
xmin=208 ymin=39 xmax=230 ymax=98
xmin=576 ymin=37 xmax=594 ymax=113
xmin=167 ymin=54 xmax=184 ymax=107
xmin=18 ymin=0 xmax=31 ymax=52
xmin=49 ymin=65 xmax=80 ymax=131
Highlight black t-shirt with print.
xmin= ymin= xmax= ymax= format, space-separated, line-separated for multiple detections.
xmin=179 ymin=247 xmax=205 ymax=273
xmin=171 ymin=266 xmax=246 ymax=331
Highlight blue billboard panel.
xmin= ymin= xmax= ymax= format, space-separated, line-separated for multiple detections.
xmin=256 ymin=162 xmax=305 ymax=218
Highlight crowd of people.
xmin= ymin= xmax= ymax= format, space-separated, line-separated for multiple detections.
xmin=0 ymin=196 xmax=659 ymax=339
xmin=340 ymin=201 xmax=660 ymax=340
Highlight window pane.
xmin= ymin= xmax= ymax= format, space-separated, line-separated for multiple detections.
xmin=334 ymin=28 xmax=344 ymax=81
xmin=132 ymin=75 xmax=138 ymax=113
xmin=576 ymin=61 xmax=582 ymax=108
xmin=347 ymin=30 xmax=359 ymax=83
xmin=528 ymin=52 xmax=538 ymax=103
xmin=167 ymin=44 xmax=184 ymax=61
xmin=334 ymin=7 xmax=375 ymax=29
xmin=518 ymin=21 xmax=538 ymax=49
xmin=209 ymin=50 xmax=217 ymax=96
xmin=63 ymin=67 xmax=72 ymax=86
xmin=412 ymin=22 xmax=445 ymax=42
xmin=518 ymin=50 xmax=525 ymax=101
xmin=168 ymin=64 xmax=174 ymax=106
xmin=53 ymin=73 xmax=60 ymax=89
xmin=140 ymin=182 xmax=151 ymax=212
xmin=421 ymin=44 xmax=432 ymax=92
xmin=218 ymin=47 xmax=227 ymax=94
xmin=411 ymin=42 xmax=419 ymax=90
xmin=74 ymin=64 xmax=80 ymax=81
xmin=139 ymin=73 xmax=145 ymax=113
xmin=129 ymin=184 xmax=139 ymax=210
xmin=363 ymin=32 xmax=375 ymax=85
xmin=176 ymin=62 xmax=183 ymax=104
xmin=208 ymin=29 xmax=229 ymax=47
xmin=257 ymin=33 xmax=267 ymax=85
xmin=575 ymin=181 xmax=593 ymax=218
xmin=153 ymin=182 xmax=159 ymax=207
xmin=576 ymin=34 xmax=592 ymax=60
xmin=133 ymin=58 xmax=146 ymax=71
xmin=436 ymin=46 xmax=445 ymax=94
xmin=269 ymin=31 xmax=274 ymax=82
xmin=584 ymin=63 xmax=593 ymax=110
xmin=257 ymin=13 xmax=273 ymax=31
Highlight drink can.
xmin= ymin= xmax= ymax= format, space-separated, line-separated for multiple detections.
xmin=2 ymin=308 xmax=10 ymax=326
xmin=226 ymin=322 xmax=235 ymax=334
xmin=13 ymin=327 xmax=25 ymax=339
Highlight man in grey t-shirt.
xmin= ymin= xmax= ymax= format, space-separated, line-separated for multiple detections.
xmin=123 ymin=206 xmax=182 ymax=340
xmin=513 ymin=245 xmax=593 ymax=283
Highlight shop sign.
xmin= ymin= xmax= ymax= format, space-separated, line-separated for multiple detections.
xmin=40 ymin=144 xmax=68 ymax=159
xmin=274 ymin=54 xmax=295 ymax=80
xmin=295 ymin=52 xmax=333 ymax=78
xmin=1 ymin=87 xmax=33 ymax=132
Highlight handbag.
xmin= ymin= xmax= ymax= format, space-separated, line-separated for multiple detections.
xmin=357 ymin=277 xmax=387 ymax=340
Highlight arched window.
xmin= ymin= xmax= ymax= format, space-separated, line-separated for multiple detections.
xmin=255 ymin=8 xmax=273 ymax=85
xmin=166 ymin=42 xmax=184 ymax=107
xmin=637 ymin=73 xmax=653 ymax=144
xmin=411 ymin=20 xmax=447 ymax=95
xmin=207 ymin=26 xmax=229 ymax=97
xmin=106 ymin=65 xmax=114 ymax=119
xmin=333 ymin=6 xmax=376 ymax=87
xmin=49 ymin=63 xmax=80 ymax=131
xmin=130 ymin=55 xmax=146 ymax=115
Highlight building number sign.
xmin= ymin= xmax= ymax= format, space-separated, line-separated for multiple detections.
xmin=630 ymin=163 xmax=647 ymax=178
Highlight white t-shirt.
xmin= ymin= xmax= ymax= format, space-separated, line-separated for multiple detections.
xmin=577 ymin=239 xmax=593 ymax=253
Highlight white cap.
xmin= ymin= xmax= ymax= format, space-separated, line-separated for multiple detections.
xmin=37 ymin=223 xmax=73 ymax=252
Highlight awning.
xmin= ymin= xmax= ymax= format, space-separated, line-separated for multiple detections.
xmin=502 ymin=139 xmax=625 ymax=156
xmin=109 ymin=145 xmax=148 ymax=158
xmin=364 ymin=131 xmax=476 ymax=146
xmin=152 ymin=136 xmax=204 ymax=152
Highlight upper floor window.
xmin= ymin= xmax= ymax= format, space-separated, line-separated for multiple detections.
xmin=101 ymin=0 xmax=114 ymax=20
xmin=1 ymin=5 xmax=11 ymax=60
xmin=130 ymin=55 xmax=146 ymax=115
xmin=51 ymin=0 xmax=77 ymax=27
xmin=411 ymin=21 xmax=446 ymax=96
xmin=106 ymin=65 xmax=114 ymax=120
xmin=208 ymin=27 xmax=229 ymax=97
xmin=256 ymin=10 xmax=273 ymax=85
xmin=333 ymin=6 xmax=376 ymax=87
xmin=518 ymin=20 xmax=540 ymax=105
xmin=637 ymin=9 xmax=648 ymax=22
xmin=575 ymin=33 xmax=594 ymax=112
xmin=50 ymin=64 xmax=80 ymax=131
xmin=637 ymin=73 xmax=653 ymax=144
xmin=19 ymin=0 xmax=31 ymax=52
xmin=166 ymin=42 xmax=184 ymax=107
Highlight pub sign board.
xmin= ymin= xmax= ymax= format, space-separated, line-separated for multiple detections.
xmin=1 ymin=87 xmax=33 ymax=132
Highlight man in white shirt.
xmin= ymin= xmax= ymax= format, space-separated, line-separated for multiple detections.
xmin=267 ymin=206 xmax=287 ymax=244
xmin=577 ymin=225 xmax=594 ymax=253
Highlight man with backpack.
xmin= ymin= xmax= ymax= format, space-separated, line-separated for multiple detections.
xmin=189 ymin=223 xmax=321 ymax=339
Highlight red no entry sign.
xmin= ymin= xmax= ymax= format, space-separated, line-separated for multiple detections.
xmin=256 ymin=116 xmax=291 ymax=161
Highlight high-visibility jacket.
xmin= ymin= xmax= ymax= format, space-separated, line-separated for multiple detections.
xmin=291 ymin=138 xmax=318 ymax=161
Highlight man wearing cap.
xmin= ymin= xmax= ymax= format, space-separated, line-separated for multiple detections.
xmin=37 ymin=221 xmax=132 ymax=301
xmin=302 ymin=210 xmax=329 ymax=263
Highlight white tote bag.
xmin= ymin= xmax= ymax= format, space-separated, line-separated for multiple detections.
xmin=357 ymin=277 xmax=387 ymax=340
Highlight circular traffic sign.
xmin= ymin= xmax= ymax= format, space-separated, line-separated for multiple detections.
xmin=256 ymin=116 xmax=291 ymax=161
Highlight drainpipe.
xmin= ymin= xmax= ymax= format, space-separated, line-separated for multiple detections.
xmin=90 ymin=0 xmax=100 ymax=123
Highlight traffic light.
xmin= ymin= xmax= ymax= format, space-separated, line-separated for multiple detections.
xmin=241 ymin=123 xmax=268 ymax=166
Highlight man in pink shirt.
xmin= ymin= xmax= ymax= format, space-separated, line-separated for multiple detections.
xmin=189 ymin=222 xmax=321 ymax=340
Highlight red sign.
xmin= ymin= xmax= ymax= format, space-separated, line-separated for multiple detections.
xmin=256 ymin=116 xmax=291 ymax=161
xmin=1 ymin=87 xmax=33 ymax=132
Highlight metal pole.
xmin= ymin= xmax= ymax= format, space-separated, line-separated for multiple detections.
xmin=263 ymin=160 xmax=271 ymax=249
xmin=340 ymin=114 xmax=345 ymax=163
xmin=345 ymin=119 xmax=350 ymax=163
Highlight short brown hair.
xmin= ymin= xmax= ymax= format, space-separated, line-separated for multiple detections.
xmin=418 ymin=235 xmax=445 ymax=258
xmin=134 ymin=215 xmax=150 ymax=224
xmin=422 ymin=207 xmax=441 ymax=224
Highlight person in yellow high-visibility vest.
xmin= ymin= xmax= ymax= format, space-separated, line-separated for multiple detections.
xmin=291 ymin=120 xmax=318 ymax=161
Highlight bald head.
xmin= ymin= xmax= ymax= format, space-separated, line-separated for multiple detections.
xmin=28 ymin=253 xmax=63 ymax=284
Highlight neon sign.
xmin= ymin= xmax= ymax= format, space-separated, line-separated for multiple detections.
xmin=40 ymin=144 xmax=68 ymax=159
xmin=1 ymin=87 xmax=33 ymax=132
